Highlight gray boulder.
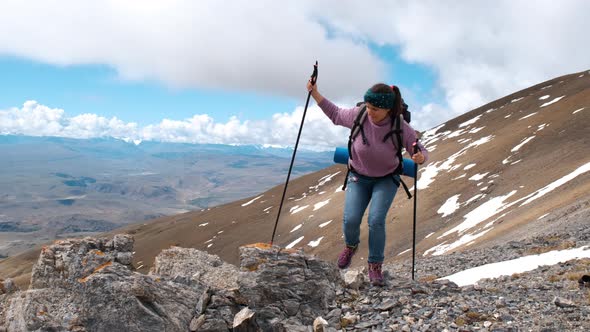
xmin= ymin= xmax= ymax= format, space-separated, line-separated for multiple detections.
xmin=151 ymin=246 xmax=239 ymax=290
xmin=238 ymin=243 xmax=343 ymax=330
xmin=4 ymin=235 xmax=202 ymax=332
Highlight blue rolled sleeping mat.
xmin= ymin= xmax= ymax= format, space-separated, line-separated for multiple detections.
xmin=333 ymin=147 xmax=417 ymax=178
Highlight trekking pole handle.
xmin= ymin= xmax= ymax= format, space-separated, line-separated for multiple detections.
xmin=413 ymin=139 xmax=421 ymax=154
xmin=310 ymin=61 xmax=318 ymax=85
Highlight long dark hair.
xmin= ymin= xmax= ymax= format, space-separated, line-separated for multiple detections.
xmin=369 ymin=83 xmax=402 ymax=118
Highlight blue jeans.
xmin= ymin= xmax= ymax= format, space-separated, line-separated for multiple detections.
xmin=343 ymin=171 xmax=400 ymax=263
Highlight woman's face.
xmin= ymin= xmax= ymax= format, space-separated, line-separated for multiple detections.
xmin=366 ymin=103 xmax=391 ymax=123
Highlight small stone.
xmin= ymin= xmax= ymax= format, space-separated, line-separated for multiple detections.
xmin=1 ymin=278 xmax=18 ymax=294
xmin=340 ymin=312 xmax=358 ymax=328
xmin=553 ymin=296 xmax=577 ymax=308
xmin=112 ymin=234 xmax=134 ymax=252
xmin=344 ymin=270 xmax=365 ymax=290
xmin=355 ymin=320 xmax=379 ymax=329
xmin=500 ymin=314 xmax=514 ymax=322
xmin=233 ymin=307 xmax=257 ymax=331
xmin=325 ymin=308 xmax=341 ymax=319
xmin=376 ymin=299 xmax=398 ymax=311
xmin=195 ymin=288 xmax=211 ymax=315
xmin=313 ymin=316 xmax=329 ymax=332
xmin=283 ymin=300 xmax=300 ymax=316
xmin=208 ymin=294 xmax=232 ymax=308
xmin=116 ymin=252 xmax=133 ymax=266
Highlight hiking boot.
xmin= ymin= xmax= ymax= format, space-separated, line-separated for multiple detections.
xmin=337 ymin=245 xmax=357 ymax=269
xmin=368 ymin=262 xmax=384 ymax=286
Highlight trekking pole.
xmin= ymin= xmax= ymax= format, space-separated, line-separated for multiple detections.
xmin=411 ymin=139 xmax=421 ymax=280
xmin=270 ymin=61 xmax=318 ymax=245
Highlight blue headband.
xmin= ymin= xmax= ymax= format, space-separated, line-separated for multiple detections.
xmin=363 ymin=90 xmax=396 ymax=109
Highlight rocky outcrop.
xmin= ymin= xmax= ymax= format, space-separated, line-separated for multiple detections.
xmin=237 ymin=244 xmax=342 ymax=330
xmin=168 ymin=243 xmax=344 ymax=331
xmin=2 ymin=235 xmax=202 ymax=332
xmin=0 ymin=237 xmax=343 ymax=332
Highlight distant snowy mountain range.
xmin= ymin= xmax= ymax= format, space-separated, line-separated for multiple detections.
xmin=0 ymin=135 xmax=332 ymax=257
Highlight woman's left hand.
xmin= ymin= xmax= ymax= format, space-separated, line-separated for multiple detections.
xmin=412 ymin=151 xmax=425 ymax=165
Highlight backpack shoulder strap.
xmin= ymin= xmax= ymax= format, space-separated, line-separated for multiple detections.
xmin=347 ymin=104 xmax=368 ymax=159
xmin=393 ymin=114 xmax=404 ymax=172
xmin=392 ymin=114 xmax=412 ymax=199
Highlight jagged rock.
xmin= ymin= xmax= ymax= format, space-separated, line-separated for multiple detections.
xmin=237 ymin=243 xmax=342 ymax=330
xmin=3 ymin=235 xmax=202 ymax=332
xmin=150 ymin=246 xmax=239 ymax=290
xmin=30 ymin=234 xmax=134 ymax=289
xmin=232 ymin=307 xmax=258 ymax=331
xmin=195 ymin=287 xmax=211 ymax=315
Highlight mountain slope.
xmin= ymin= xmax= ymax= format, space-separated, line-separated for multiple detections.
xmin=1 ymin=69 xmax=589 ymax=287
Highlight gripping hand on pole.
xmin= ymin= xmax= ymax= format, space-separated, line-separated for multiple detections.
xmin=412 ymin=140 xmax=424 ymax=165
xmin=307 ymin=62 xmax=324 ymax=104
xmin=310 ymin=61 xmax=318 ymax=86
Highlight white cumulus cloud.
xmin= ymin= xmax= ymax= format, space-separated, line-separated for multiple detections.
xmin=1 ymin=1 xmax=589 ymax=132
xmin=0 ymin=0 xmax=381 ymax=103
xmin=1 ymin=101 xmax=350 ymax=151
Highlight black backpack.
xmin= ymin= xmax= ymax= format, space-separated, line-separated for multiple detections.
xmin=343 ymin=102 xmax=413 ymax=199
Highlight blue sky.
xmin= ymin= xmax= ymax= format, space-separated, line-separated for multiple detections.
xmin=0 ymin=44 xmax=438 ymax=126
xmin=0 ymin=56 xmax=300 ymax=126
xmin=1 ymin=1 xmax=589 ymax=150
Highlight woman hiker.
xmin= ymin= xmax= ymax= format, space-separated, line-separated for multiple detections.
xmin=306 ymin=80 xmax=429 ymax=286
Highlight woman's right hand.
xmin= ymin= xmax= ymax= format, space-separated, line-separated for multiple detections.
xmin=306 ymin=79 xmax=317 ymax=92
xmin=307 ymin=79 xmax=324 ymax=104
